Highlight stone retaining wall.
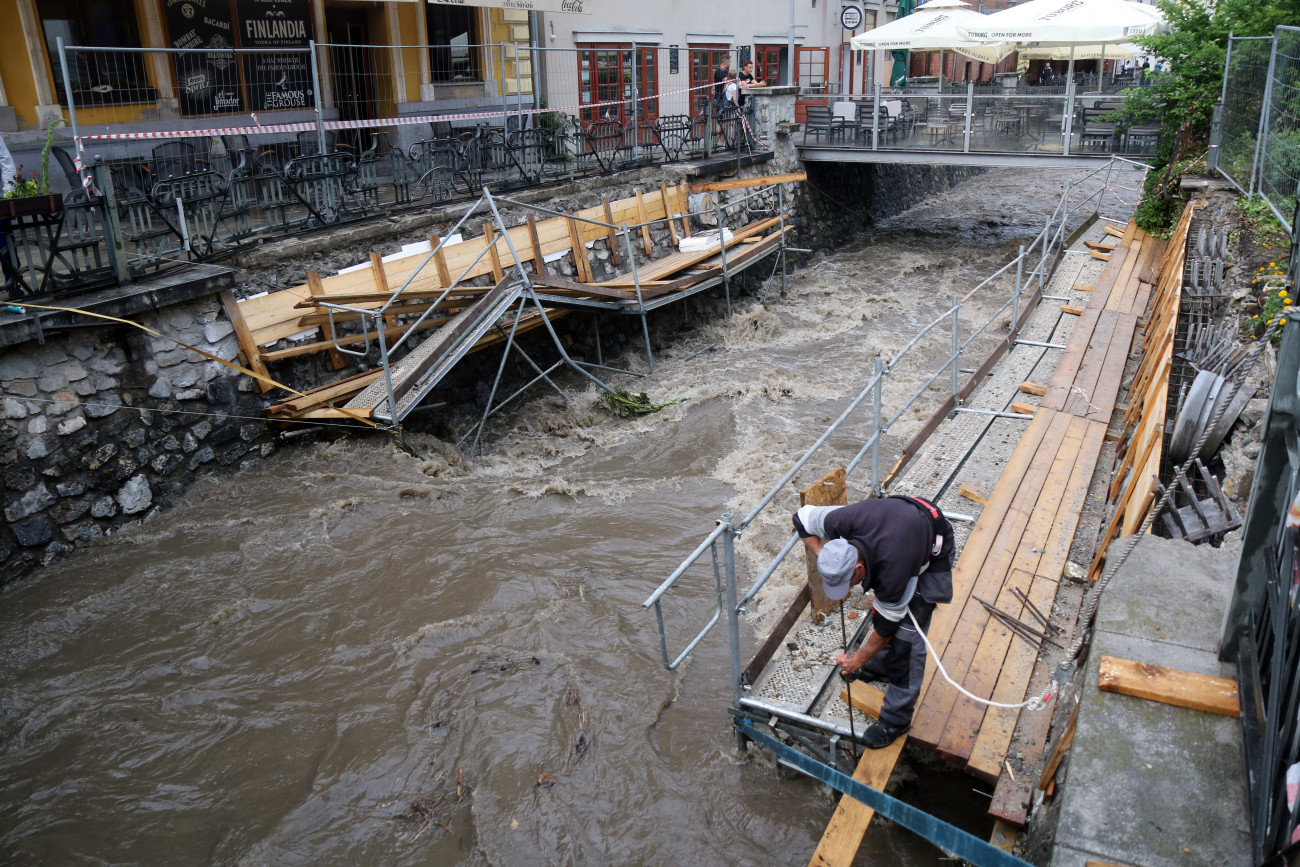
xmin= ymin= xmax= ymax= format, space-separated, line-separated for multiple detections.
xmin=0 ymin=297 xmax=275 ymax=584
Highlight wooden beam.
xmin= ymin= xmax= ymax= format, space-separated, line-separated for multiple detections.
xmin=369 ymin=253 xmax=398 ymax=328
xmin=428 ymin=235 xmax=453 ymax=286
xmin=660 ymin=183 xmax=680 ymax=245
xmin=1009 ymin=401 xmax=1037 ymax=416
xmin=1061 ymin=305 xmax=1085 ymax=316
xmin=839 ymin=683 xmax=886 ymax=718
xmin=221 ymin=290 xmax=274 ymax=392
xmin=482 ymin=223 xmax=504 ymax=283
xmin=958 ymin=484 xmax=989 ymax=506
xmin=1038 ymin=701 xmax=1079 ymax=791
xmin=1074 ymin=283 xmax=1096 ymax=292
xmin=1090 ymin=250 xmax=1111 ymax=262
xmin=307 ymin=270 xmax=347 ymax=370
xmin=1103 ymin=223 xmax=1125 ymax=238
xmin=1084 ymin=240 xmax=1116 ymax=252
xmin=1098 ymin=656 xmax=1240 ymax=717
xmin=601 ymin=196 xmax=623 ymax=265
xmin=634 ymin=188 xmax=654 ymax=255
xmin=808 ymin=739 xmax=907 ymax=866
xmin=692 ymin=171 xmax=807 ymax=193
xmin=801 ymin=467 xmax=848 ymax=617
xmin=1019 ymin=382 xmax=1046 ymax=397
xmin=527 ymin=214 xmax=546 ymax=275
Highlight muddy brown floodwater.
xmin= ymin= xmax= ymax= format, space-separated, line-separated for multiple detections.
xmin=0 ymin=167 xmax=1118 ymax=865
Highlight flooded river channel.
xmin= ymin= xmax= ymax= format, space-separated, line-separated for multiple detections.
xmin=1 ymin=168 xmax=1110 ymax=865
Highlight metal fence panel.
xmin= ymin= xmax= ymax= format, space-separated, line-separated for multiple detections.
xmin=1259 ymin=27 xmax=1300 ymax=233
xmin=1218 ymin=35 xmax=1273 ymax=196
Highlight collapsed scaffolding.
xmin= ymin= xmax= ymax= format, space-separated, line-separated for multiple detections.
xmin=221 ymin=174 xmax=807 ymax=444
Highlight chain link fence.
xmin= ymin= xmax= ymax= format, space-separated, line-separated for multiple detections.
xmin=1216 ymin=28 xmax=1300 ymax=235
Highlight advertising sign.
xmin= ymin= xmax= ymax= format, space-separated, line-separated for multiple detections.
xmin=164 ymin=0 xmax=244 ymax=115
xmin=236 ymin=0 xmax=315 ymax=112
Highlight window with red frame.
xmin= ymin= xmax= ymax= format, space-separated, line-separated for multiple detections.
xmin=753 ymin=45 xmax=782 ymax=86
xmin=690 ymin=46 xmax=729 ymax=113
xmin=796 ymin=47 xmax=829 ymax=89
xmin=578 ymin=46 xmax=658 ymax=125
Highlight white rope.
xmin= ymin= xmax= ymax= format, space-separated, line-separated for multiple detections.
xmin=907 ymin=608 xmax=1054 ymax=711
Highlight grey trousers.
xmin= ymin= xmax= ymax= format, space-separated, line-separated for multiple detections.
xmin=857 ymin=599 xmax=936 ymax=729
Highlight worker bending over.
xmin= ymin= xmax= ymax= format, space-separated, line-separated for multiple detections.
xmin=792 ymin=496 xmax=954 ymax=748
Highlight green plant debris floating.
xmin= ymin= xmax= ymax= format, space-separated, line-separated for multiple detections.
xmin=599 ymin=388 xmax=684 ymax=418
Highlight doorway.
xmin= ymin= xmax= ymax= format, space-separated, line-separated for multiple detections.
xmin=325 ymin=6 xmax=377 ymax=153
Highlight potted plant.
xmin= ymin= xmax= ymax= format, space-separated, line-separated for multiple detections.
xmin=1 ymin=118 xmax=68 ymax=219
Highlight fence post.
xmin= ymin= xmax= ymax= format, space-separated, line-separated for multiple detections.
xmin=950 ymin=294 xmax=960 ymax=403
xmin=1062 ymin=81 xmax=1074 ymax=156
xmin=1208 ymin=100 xmax=1224 ymax=174
xmin=872 ymin=81 xmax=880 ymax=150
xmin=871 ymin=356 xmax=883 ymax=496
xmin=631 ymin=42 xmax=639 ymax=159
xmin=56 ymin=38 xmax=81 ymax=160
xmin=94 ymin=159 xmax=131 ymax=284
xmin=706 ymin=98 xmax=715 ymax=159
xmin=722 ymin=514 xmax=744 ymax=712
xmin=309 ymin=41 xmax=326 ymax=154
xmin=1250 ymin=35 xmax=1280 ymax=197
xmin=1013 ymin=244 xmax=1024 ymax=332
xmin=1040 ymin=217 xmax=1050 ymax=290
xmin=963 ymin=80 xmax=974 ymax=153
xmin=514 ymin=42 xmax=524 ymax=130
xmin=500 ymin=43 xmax=510 ymax=127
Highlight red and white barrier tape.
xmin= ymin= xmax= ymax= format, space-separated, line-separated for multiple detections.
xmin=74 ymin=79 xmax=723 ymax=145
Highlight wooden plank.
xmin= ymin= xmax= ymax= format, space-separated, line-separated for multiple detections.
xmin=1084 ymin=240 xmax=1116 ymax=252
xmin=676 ymin=182 xmax=693 ymax=237
xmin=911 ymin=411 xmax=1064 ymax=747
xmin=801 ymin=467 xmax=848 ymax=617
xmin=660 ymin=183 xmax=680 ymax=245
xmin=840 ymin=683 xmax=886 ymax=718
xmin=1060 ymin=305 xmax=1085 ymax=316
xmin=1090 ymin=250 xmax=1111 ymax=262
xmin=482 ymin=223 xmax=504 ymax=282
xmin=259 ymin=317 xmax=446 ymax=362
xmin=369 ymin=252 xmax=399 ymax=329
xmin=1104 ymin=240 xmax=1144 ymax=313
xmin=969 ymin=419 xmax=1107 ymax=780
xmin=1068 ymin=312 xmax=1137 ymax=419
xmin=1098 ymin=656 xmax=1240 ymax=717
xmin=267 ymin=369 xmax=382 ymax=414
xmin=1009 ymin=401 xmax=1037 ymax=416
xmin=222 ymin=290 xmax=274 ymax=392
xmin=1038 ymin=701 xmax=1079 ymax=790
xmin=958 ymin=484 xmax=989 ymax=506
xmin=634 ymin=188 xmax=654 ymax=255
xmin=307 ymin=270 xmax=347 ymax=371
xmin=1103 ymin=223 xmax=1125 ymax=238
xmin=428 ymin=235 xmax=453 ymax=287
xmin=1061 ymin=310 xmax=1124 ymax=419
xmin=601 ymin=196 xmax=623 ymax=265
xmin=692 ymin=171 xmax=807 ymax=193
xmin=527 ymin=214 xmax=546 ymax=275
xmin=808 ymin=739 xmax=907 ymax=866
xmin=1041 ymin=304 xmax=1105 ymax=410
xmin=937 ymin=415 xmax=1086 ymax=763
xmin=566 ymin=215 xmax=593 ymax=284
xmin=1019 ymin=382 xmax=1046 ymax=397
xmin=1074 ymin=283 xmax=1096 ymax=292
xmin=990 ymin=820 xmax=1019 ymax=853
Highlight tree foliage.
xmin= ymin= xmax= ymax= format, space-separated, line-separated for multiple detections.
xmin=1122 ymin=0 xmax=1300 ymax=231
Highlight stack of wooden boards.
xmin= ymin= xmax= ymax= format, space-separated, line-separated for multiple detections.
xmin=217 ymin=180 xmax=793 ymax=421
xmin=811 ymin=213 xmax=1188 ymax=865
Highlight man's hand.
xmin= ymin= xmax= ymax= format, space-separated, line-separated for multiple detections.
xmin=834 ymin=629 xmax=890 ymax=677
xmin=833 ymin=648 xmax=865 ymax=676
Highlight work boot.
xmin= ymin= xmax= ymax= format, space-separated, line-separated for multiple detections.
xmin=861 ymin=720 xmax=910 ymax=749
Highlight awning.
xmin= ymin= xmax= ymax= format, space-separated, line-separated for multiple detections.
xmin=428 ymin=0 xmax=593 ymax=12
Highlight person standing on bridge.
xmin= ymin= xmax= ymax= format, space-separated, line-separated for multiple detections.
xmin=793 ymin=496 xmax=954 ymax=749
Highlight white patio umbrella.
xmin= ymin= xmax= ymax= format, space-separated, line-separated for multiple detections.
xmin=850 ymin=0 xmax=1014 ymax=92
xmin=958 ymin=0 xmax=1167 ymax=87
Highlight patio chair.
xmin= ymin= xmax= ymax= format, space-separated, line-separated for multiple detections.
xmin=803 ymin=105 xmax=843 ymax=144
xmin=152 ymin=141 xmax=202 ymax=181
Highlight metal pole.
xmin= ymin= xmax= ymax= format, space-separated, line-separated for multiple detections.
xmin=309 ymin=40 xmax=326 ymax=154
xmin=1220 ymin=33 xmax=1235 ymax=107
xmin=705 ymin=97 xmax=714 ymax=159
xmin=871 ymin=355 xmax=883 ymax=496
xmin=374 ymin=313 xmax=399 ymax=427
xmin=723 ymin=515 xmax=744 ymax=710
xmin=94 ymin=159 xmax=130 ymax=284
xmin=1040 ymin=217 xmax=1049 ymax=291
xmin=1253 ymin=37 xmax=1280 ymax=199
xmin=56 ymin=38 xmax=81 ymax=160
xmin=714 ymin=199 xmax=731 ymax=316
xmin=1013 ymin=243 xmax=1024 ymax=331
xmin=500 ymin=43 xmax=510 ymax=128
xmin=788 ymin=0 xmax=796 ymax=86
xmin=779 ymin=183 xmax=788 ymax=295
xmin=1062 ymin=80 xmax=1074 ymax=156
xmin=631 ymin=42 xmax=639 ymax=160
xmin=872 ymin=81 xmax=880 ymax=149
xmin=514 ymin=42 xmax=524 ymax=130
xmin=950 ymin=294 xmax=960 ymax=402
xmin=963 ymin=80 xmax=973 ymax=152
xmin=623 ymin=225 xmax=655 ymax=373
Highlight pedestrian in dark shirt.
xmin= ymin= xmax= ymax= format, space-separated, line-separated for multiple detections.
xmin=737 ymin=59 xmax=766 ymax=109
xmin=793 ymin=495 xmax=955 ymax=748
xmin=712 ymin=55 xmax=732 ymax=113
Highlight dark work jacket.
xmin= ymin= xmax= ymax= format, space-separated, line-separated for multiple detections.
xmin=793 ymin=497 xmax=953 ymax=637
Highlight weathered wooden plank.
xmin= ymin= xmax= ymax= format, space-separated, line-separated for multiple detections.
xmin=1084 ymin=240 xmax=1116 ymax=252
xmin=969 ymin=418 xmax=1106 ymax=779
xmin=1038 ymin=701 xmax=1080 ymax=790
xmin=692 ymin=171 xmax=807 ymax=193
xmin=912 ymin=411 xmax=1068 ymax=748
xmin=801 ymin=467 xmax=848 ymax=616
xmin=1060 ymin=305 xmax=1085 ymax=316
xmin=482 ymin=223 xmax=505 ymax=282
xmin=1009 ymin=401 xmax=1037 ymax=416
xmin=937 ymin=415 xmax=1086 ymax=764
xmin=307 ymin=270 xmax=346 ymax=370
xmin=808 ymin=738 xmax=907 ymax=866
xmin=660 ymin=183 xmax=680 ymax=245
xmin=220 ymin=289 xmax=274 ymax=391
xmin=840 ymin=683 xmax=886 ymax=718
xmin=634 ymin=188 xmax=654 ymax=255
xmin=959 ymin=484 xmax=989 ymax=506
xmin=1098 ymin=656 xmax=1240 ymax=717
xmin=1019 ymin=382 xmax=1046 ymax=396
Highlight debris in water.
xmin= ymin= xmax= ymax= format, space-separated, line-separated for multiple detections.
xmin=537 ymin=773 xmax=556 ymax=788
xmin=598 ymin=388 xmax=684 ymax=418
xmin=396 ymin=769 xmax=469 ymax=843
xmin=471 ymin=656 xmax=541 ymax=675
